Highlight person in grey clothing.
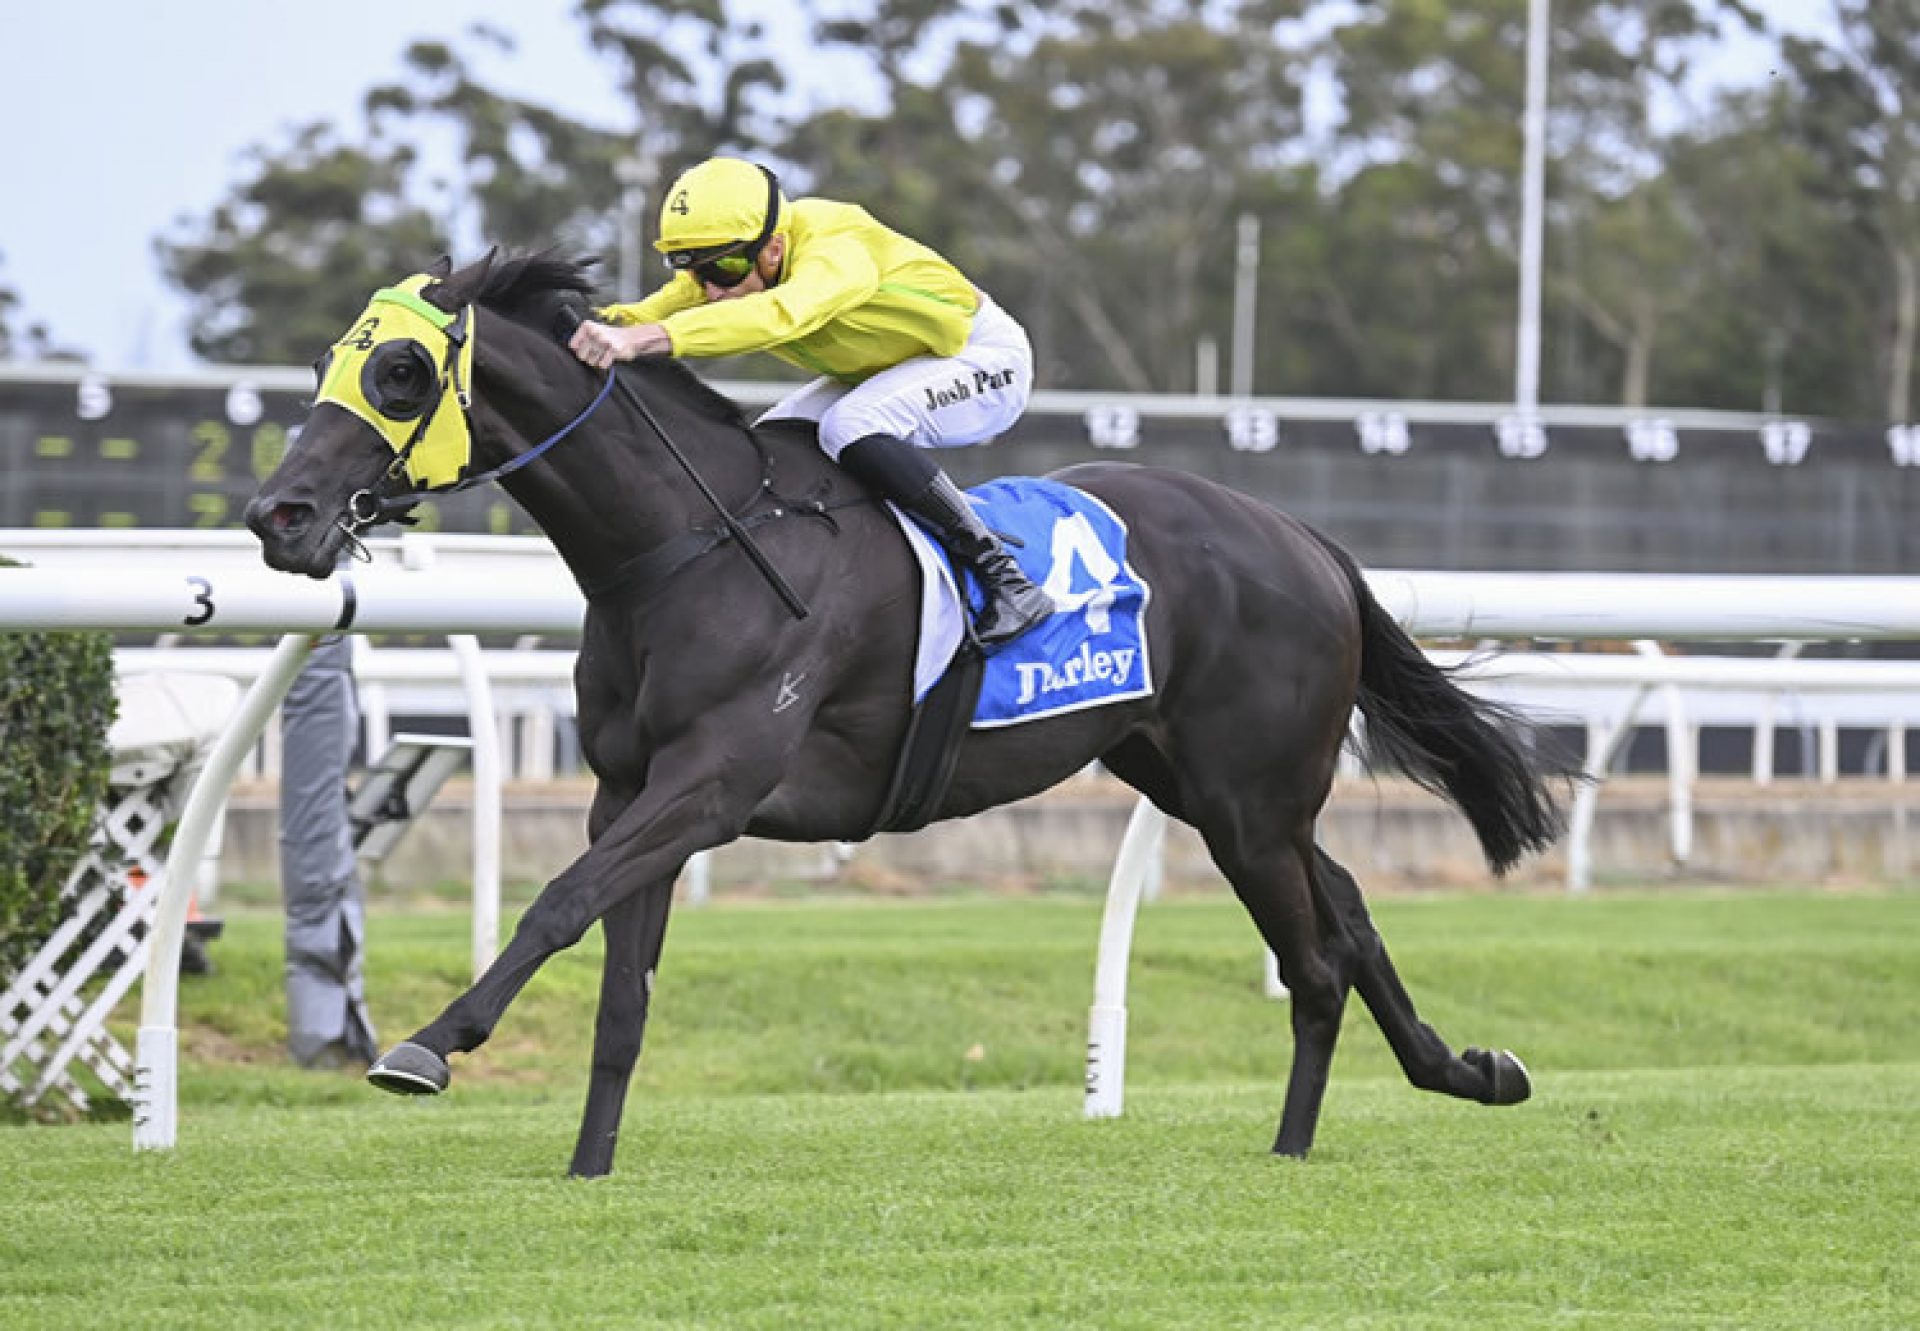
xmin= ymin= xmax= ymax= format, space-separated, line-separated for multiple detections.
xmin=279 ymin=633 xmax=377 ymax=1068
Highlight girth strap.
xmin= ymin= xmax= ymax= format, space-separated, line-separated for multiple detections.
xmin=867 ymin=637 xmax=986 ymax=835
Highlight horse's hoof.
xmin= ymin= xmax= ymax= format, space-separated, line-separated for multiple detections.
xmin=367 ymin=1041 xmax=450 ymax=1096
xmin=1488 ymin=1049 xmax=1532 ymax=1104
xmin=1464 ymin=1046 xmax=1532 ymax=1105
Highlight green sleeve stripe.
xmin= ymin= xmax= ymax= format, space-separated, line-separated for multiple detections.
xmin=776 ymin=339 xmax=839 ymax=378
xmin=876 ymin=282 xmax=972 ymax=311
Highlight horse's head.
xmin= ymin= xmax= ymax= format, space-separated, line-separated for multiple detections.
xmin=250 ymin=247 xmax=755 ymax=580
xmin=245 ymin=253 xmax=503 ymax=577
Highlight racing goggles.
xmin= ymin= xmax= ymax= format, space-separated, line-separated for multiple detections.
xmin=664 ymin=241 xmax=762 ymax=289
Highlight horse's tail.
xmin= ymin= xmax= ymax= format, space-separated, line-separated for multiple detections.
xmin=1311 ymin=531 xmax=1569 ymax=876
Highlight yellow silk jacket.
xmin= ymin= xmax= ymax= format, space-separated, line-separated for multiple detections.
xmin=599 ymin=198 xmax=980 ymax=384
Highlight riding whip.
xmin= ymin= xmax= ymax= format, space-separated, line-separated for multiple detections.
xmin=554 ymin=304 xmax=810 ymax=620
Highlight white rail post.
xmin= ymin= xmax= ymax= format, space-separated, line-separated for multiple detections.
xmin=353 ymin=637 xmax=392 ymax=769
xmin=680 ymin=851 xmax=713 ymax=906
xmin=449 ymin=634 xmax=502 ymax=979
xmin=1085 ymin=798 xmax=1166 ymax=1119
xmin=1754 ymin=695 xmax=1776 ymax=785
xmin=1567 ymin=684 xmax=1652 ymax=894
xmin=134 ymin=632 xmax=315 ymax=1152
xmin=1635 ymin=642 xmax=1694 ymax=868
xmin=1261 ymin=949 xmax=1290 ymax=1000
xmin=1757 ymin=643 xmax=1803 ymax=785
xmin=1818 ymin=719 xmax=1841 ymax=785
xmin=522 ymin=705 xmax=556 ymax=781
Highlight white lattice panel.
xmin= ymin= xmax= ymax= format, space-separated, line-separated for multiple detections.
xmin=1 ymin=783 xmax=176 ymax=1113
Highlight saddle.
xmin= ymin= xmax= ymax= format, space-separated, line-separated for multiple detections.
xmin=865 ymin=475 xmax=1155 ymax=834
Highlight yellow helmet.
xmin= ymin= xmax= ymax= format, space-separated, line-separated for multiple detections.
xmin=655 ymin=156 xmax=787 ymax=254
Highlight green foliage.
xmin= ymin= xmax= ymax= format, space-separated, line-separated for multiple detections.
xmin=0 ymin=558 xmax=115 ymax=980
xmin=1654 ymin=87 xmax=1880 ymax=415
xmin=938 ymin=2 xmax=1307 ymax=392
xmin=155 ymin=123 xmax=452 ymax=364
xmin=149 ymin=0 xmax=1919 ymax=417
xmin=0 ymin=253 xmax=17 ymax=361
xmin=1777 ymin=1 xmax=1920 ymax=420
xmin=576 ymin=0 xmax=790 ymax=164
xmin=369 ymin=36 xmax=630 ymax=254
xmin=0 ymin=249 xmax=81 ymax=363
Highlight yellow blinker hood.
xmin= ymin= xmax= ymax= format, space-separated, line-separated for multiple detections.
xmin=315 ymin=274 xmax=476 ymax=488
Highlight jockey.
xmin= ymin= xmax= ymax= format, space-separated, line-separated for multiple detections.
xmin=569 ymin=155 xmax=1054 ymax=649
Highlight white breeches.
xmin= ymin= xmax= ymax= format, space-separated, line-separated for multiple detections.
xmin=756 ymin=292 xmax=1033 ymax=458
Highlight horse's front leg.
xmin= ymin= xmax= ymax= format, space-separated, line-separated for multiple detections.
xmin=568 ymin=879 xmax=675 ymax=1179
xmin=367 ymin=737 xmax=781 ymax=1100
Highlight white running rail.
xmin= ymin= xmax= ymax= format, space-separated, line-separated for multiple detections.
xmin=11 ymin=533 xmax=1920 ymax=1146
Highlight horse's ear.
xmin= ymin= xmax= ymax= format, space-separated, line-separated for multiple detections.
xmin=429 ymin=248 xmax=496 ymax=310
xmin=428 ymin=254 xmax=453 ymax=279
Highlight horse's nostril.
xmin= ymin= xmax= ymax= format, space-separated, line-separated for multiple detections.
xmin=259 ymin=499 xmax=311 ymax=537
xmin=247 ymin=495 xmax=313 ymax=540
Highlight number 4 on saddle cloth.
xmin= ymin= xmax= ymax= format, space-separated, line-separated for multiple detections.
xmin=872 ymin=476 xmax=1155 ymax=833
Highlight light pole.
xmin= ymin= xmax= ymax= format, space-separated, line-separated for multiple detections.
xmin=1230 ymin=213 xmax=1260 ymax=397
xmin=614 ymin=150 xmax=655 ymax=302
xmin=1515 ymin=0 xmax=1551 ymax=423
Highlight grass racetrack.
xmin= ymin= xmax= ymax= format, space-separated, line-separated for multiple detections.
xmin=6 ymin=888 xmax=1917 ymax=1327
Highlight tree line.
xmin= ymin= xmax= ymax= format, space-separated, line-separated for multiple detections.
xmin=22 ymin=1 xmax=1920 ymax=422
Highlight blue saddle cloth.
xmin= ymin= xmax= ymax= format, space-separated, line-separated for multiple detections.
xmin=953 ymin=477 xmax=1155 ymax=728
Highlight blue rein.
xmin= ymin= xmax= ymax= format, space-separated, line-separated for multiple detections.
xmin=468 ymin=365 xmax=618 ymax=487
xmin=351 ymin=366 xmax=617 ymax=528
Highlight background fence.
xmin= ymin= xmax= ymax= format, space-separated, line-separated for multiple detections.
xmin=5 ymin=363 xmax=1918 ymax=572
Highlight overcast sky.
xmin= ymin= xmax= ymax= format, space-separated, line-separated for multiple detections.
xmin=0 ymin=0 xmax=1833 ymax=372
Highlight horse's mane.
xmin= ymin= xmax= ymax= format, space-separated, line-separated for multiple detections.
xmin=465 ymin=249 xmax=750 ymax=429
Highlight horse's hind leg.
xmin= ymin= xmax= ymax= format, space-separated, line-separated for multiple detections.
xmin=1200 ymin=811 xmax=1353 ymax=1157
xmin=1310 ymin=846 xmax=1531 ymax=1106
xmin=569 ymin=880 xmax=675 ymax=1179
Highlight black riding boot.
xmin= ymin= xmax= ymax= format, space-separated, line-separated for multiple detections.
xmin=839 ymin=434 xmax=1054 ymax=648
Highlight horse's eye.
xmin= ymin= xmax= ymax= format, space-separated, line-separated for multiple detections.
xmin=360 ymin=340 xmax=438 ymax=420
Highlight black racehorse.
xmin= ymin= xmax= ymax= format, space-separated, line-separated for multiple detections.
xmin=246 ymin=251 xmax=1567 ymax=1178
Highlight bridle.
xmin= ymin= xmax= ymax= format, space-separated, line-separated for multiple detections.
xmin=341 ymin=363 xmax=617 ymax=538
xmin=327 ymin=291 xmax=816 ymax=619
